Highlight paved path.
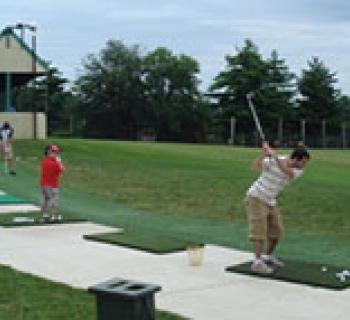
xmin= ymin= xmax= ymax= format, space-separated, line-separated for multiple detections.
xmin=0 ymin=204 xmax=40 ymax=213
xmin=0 ymin=222 xmax=349 ymax=320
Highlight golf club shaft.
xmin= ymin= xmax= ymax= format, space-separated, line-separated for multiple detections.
xmin=246 ymin=94 xmax=266 ymax=141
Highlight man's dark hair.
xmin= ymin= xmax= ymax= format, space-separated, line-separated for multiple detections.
xmin=290 ymin=148 xmax=310 ymax=161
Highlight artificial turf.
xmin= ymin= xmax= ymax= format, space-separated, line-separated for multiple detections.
xmin=3 ymin=139 xmax=350 ymax=267
xmin=84 ymin=231 xmax=203 ymax=254
xmin=226 ymin=259 xmax=350 ymax=290
xmin=0 ymin=212 xmax=87 ymax=227
xmin=0 ymin=194 xmax=28 ymax=204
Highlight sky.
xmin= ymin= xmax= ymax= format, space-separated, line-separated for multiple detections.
xmin=2 ymin=0 xmax=350 ymax=93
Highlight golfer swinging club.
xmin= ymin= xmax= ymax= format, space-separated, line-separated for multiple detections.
xmin=245 ymin=141 xmax=310 ymax=274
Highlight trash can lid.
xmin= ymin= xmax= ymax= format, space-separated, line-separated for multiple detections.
xmin=88 ymin=278 xmax=161 ymax=299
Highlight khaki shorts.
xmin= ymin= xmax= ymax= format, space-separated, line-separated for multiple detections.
xmin=1 ymin=143 xmax=13 ymax=160
xmin=41 ymin=187 xmax=59 ymax=211
xmin=244 ymin=196 xmax=283 ymax=241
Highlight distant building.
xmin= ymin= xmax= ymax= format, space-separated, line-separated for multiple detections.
xmin=0 ymin=26 xmax=48 ymax=111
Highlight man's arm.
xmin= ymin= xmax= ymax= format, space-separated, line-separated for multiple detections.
xmin=272 ymin=155 xmax=294 ymax=178
xmin=264 ymin=143 xmax=295 ymax=178
xmin=251 ymin=153 xmax=265 ymax=171
xmin=55 ymin=156 xmax=65 ymax=173
xmin=251 ymin=141 xmax=270 ymax=171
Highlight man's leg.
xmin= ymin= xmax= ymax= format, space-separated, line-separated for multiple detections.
xmin=5 ymin=145 xmax=15 ymax=175
xmin=40 ymin=188 xmax=49 ymax=222
xmin=245 ymin=196 xmax=273 ymax=274
xmin=49 ymin=188 xmax=60 ymax=221
xmin=267 ymin=237 xmax=279 ymax=255
xmin=253 ymin=239 xmax=264 ymax=259
xmin=262 ymin=206 xmax=284 ymax=267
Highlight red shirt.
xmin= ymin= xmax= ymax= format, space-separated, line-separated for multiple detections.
xmin=40 ymin=156 xmax=64 ymax=188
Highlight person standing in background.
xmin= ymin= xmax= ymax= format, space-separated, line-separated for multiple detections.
xmin=0 ymin=121 xmax=16 ymax=175
xmin=40 ymin=144 xmax=64 ymax=222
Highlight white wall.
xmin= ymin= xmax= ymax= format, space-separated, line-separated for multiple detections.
xmin=0 ymin=35 xmax=46 ymax=73
xmin=0 ymin=112 xmax=46 ymax=139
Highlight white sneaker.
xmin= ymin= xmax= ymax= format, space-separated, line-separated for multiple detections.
xmin=39 ymin=214 xmax=49 ymax=223
xmin=251 ymin=259 xmax=274 ymax=274
xmin=262 ymin=254 xmax=284 ymax=267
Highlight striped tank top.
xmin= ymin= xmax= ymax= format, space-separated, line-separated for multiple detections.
xmin=247 ymin=156 xmax=302 ymax=206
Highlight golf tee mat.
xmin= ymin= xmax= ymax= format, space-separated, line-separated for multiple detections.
xmin=226 ymin=259 xmax=350 ymax=290
xmin=0 ymin=194 xmax=28 ymax=204
xmin=84 ymin=231 xmax=204 ymax=254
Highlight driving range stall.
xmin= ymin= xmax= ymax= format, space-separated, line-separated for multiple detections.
xmin=0 ymin=26 xmax=48 ymax=139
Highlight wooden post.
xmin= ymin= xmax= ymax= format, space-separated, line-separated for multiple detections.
xmin=278 ymin=118 xmax=283 ymax=146
xmin=342 ymin=122 xmax=347 ymax=149
xmin=300 ymin=119 xmax=306 ymax=144
xmin=5 ymin=73 xmax=12 ymax=111
xmin=230 ymin=117 xmax=236 ymax=145
xmin=32 ymin=30 xmax=37 ymax=139
xmin=322 ymin=119 xmax=326 ymax=148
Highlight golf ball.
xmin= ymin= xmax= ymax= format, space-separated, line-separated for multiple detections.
xmin=336 ymin=273 xmax=347 ymax=282
xmin=321 ymin=266 xmax=327 ymax=272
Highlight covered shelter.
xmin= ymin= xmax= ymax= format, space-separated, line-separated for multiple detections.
xmin=0 ymin=26 xmax=49 ymax=111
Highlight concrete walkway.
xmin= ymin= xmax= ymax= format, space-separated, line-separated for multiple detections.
xmin=0 ymin=204 xmax=40 ymax=213
xmin=0 ymin=222 xmax=349 ymax=320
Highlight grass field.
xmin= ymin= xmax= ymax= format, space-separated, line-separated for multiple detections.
xmin=0 ymin=265 xmax=186 ymax=320
xmin=3 ymin=139 xmax=350 ymax=266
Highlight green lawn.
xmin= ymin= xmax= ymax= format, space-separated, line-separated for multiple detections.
xmin=3 ymin=139 xmax=350 ymax=266
xmin=0 ymin=265 xmax=186 ymax=320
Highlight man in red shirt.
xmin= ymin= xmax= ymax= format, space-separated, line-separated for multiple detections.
xmin=40 ymin=144 xmax=64 ymax=222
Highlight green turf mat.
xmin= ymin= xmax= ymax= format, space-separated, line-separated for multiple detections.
xmin=0 ymin=194 xmax=28 ymax=204
xmin=0 ymin=212 xmax=87 ymax=227
xmin=2 ymin=219 xmax=88 ymax=227
xmin=226 ymin=259 xmax=350 ymax=290
xmin=84 ymin=231 xmax=204 ymax=254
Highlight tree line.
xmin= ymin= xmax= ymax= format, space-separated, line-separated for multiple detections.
xmin=12 ymin=39 xmax=350 ymax=143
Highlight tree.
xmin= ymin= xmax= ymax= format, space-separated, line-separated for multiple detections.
xmin=209 ymin=40 xmax=295 ymax=142
xmin=262 ymin=50 xmax=296 ymax=119
xmin=297 ymin=57 xmax=340 ymax=120
xmin=74 ymin=40 xmax=145 ymax=139
xmin=143 ymin=47 xmax=209 ymax=141
xmin=210 ymin=39 xmax=266 ymax=119
xmin=13 ymin=67 xmax=76 ymax=134
xmin=75 ymin=41 xmax=210 ymax=141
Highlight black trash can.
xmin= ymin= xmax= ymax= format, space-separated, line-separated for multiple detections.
xmin=88 ymin=278 xmax=161 ymax=320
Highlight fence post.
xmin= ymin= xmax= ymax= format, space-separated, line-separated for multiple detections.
xmin=230 ymin=117 xmax=236 ymax=145
xmin=322 ymin=119 xmax=326 ymax=148
xmin=342 ymin=122 xmax=347 ymax=149
xmin=278 ymin=118 xmax=283 ymax=146
xmin=300 ymin=119 xmax=306 ymax=144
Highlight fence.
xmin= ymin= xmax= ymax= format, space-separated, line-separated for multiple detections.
xmin=227 ymin=117 xmax=350 ymax=148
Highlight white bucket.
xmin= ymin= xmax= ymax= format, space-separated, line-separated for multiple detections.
xmin=187 ymin=246 xmax=204 ymax=266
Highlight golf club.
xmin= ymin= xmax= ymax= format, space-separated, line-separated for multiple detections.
xmin=246 ymin=92 xmax=266 ymax=141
